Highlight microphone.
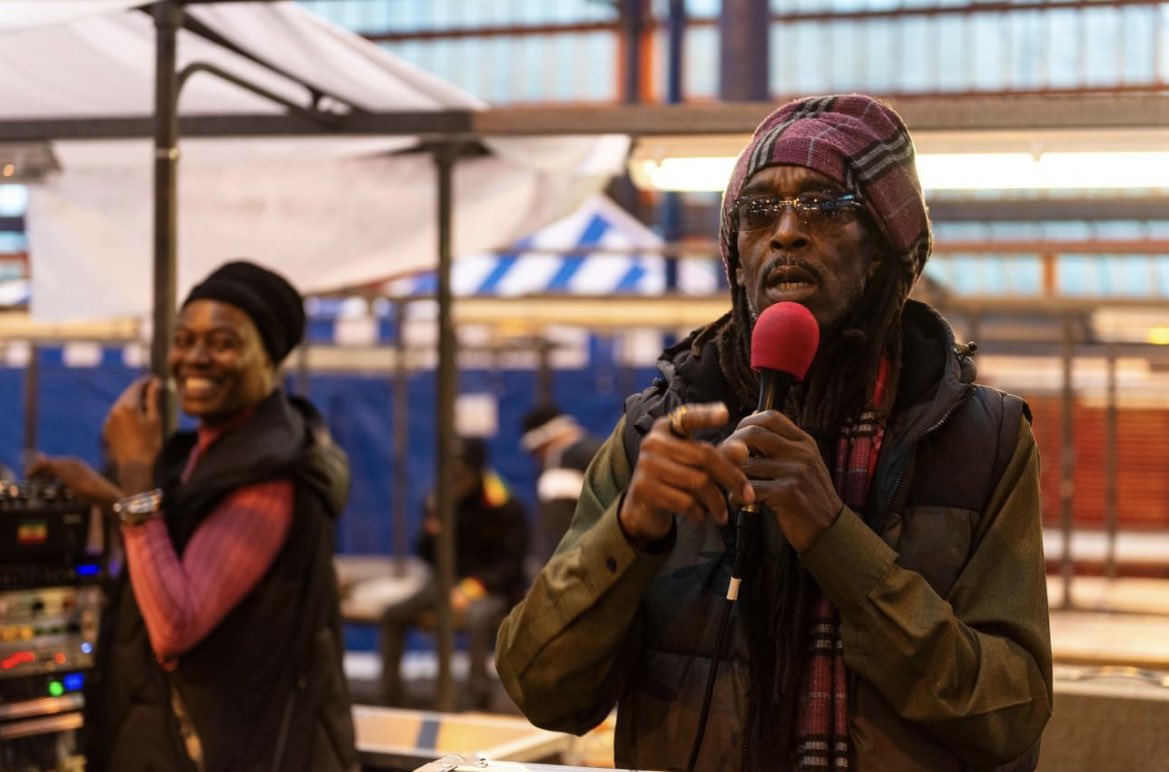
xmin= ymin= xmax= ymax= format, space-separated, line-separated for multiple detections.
xmin=686 ymin=302 xmax=823 ymax=772
xmin=750 ymin=301 xmax=820 ymax=412
xmin=729 ymin=302 xmax=820 ymax=597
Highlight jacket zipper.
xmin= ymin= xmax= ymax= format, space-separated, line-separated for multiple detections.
xmin=879 ymin=384 xmax=975 ymax=521
xmin=741 ymin=698 xmax=755 ymax=772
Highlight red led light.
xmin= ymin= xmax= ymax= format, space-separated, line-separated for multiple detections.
xmin=54 ymin=652 xmax=67 ymax=664
xmin=1 ymin=651 xmax=36 ymax=670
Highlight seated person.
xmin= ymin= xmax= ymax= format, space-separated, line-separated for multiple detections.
xmin=379 ymin=437 xmax=529 ymax=707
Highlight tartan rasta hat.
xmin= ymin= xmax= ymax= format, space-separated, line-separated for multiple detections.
xmin=719 ymin=94 xmax=933 ymax=290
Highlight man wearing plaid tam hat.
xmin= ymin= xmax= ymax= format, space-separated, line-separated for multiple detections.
xmin=498 ymin=94 xmax=1050 ymax=771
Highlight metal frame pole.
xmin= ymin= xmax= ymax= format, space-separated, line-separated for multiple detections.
xmin=662 ymin=0 xmax=685 ymax=294
xmin=1059 ymin=316 xmax=1076 ymax=609
xmin=434 ymin=142 xmax=459 ymax=712
xmin=1104 ymin=344 xmax=1118 ymax=583
xmin=392 ymin=301 xmax=411 ymax=567
xmin=620 ymin=0 xmax=647 ymax=104
xmin=153 ymin=0 xmax=182 ymax=435
xmin=719 ymin=0 xmax=771 ymax=101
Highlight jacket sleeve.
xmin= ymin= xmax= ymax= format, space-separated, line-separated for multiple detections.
xmin=800 ymin=419 xmax=1053 ymax=767
xmin=494 ymin=418 xmax=672 ymax=734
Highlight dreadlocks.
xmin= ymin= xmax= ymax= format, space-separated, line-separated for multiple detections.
xmin=688 ymin=95 xmax=937 ymax=761
xmin=691 ymin=233 xmax=909 ymax=434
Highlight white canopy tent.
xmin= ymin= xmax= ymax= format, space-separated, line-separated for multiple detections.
xmin=0 ymin=0 xmax=628 ymax=322
xmin=0 ymin=0 xmax=630 ymax=712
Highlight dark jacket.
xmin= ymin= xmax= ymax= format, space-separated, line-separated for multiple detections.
xmin=87 ymin=391 xmax=358 ymax=772
xmin=417 ymin=473 xmax=529 ymax=602
xmin=496 ymin=300 xmax=1052 ymax=771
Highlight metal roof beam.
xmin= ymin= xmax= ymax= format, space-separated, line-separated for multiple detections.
xmin=0 ymin=111 xmax=480 ymax=142
xmin=472 ymin=96 xmax=1169 ymax=136
xmin=4 ymin=94 xmax=1167 ymax=143
xmin=929 ymin=197 xmax=1169 ymax=222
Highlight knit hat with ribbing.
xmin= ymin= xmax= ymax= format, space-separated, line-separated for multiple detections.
xmin=183 ymin=260 xmax=305 ymax=365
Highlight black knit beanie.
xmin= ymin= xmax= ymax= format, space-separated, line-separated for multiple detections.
xmin=183 ymin=260 xmax=305 ymax=365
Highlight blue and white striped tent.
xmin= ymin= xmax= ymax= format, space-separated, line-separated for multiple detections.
xmin=0 ymin=278 xmax=29 ymax=308
xmin=386 ymin=193 xmax=696 ymax=298
xmin=305 ymin=194 xmax=723 ymax=345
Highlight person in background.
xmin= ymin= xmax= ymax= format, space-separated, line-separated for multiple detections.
xmin=29 ymin=260 xmax=356 ymax=772
xmin=378 ymin=436 xmax=529 ymax=708
xmin=495 ymin=94 xmax=1051 ymax=771
xmin=519 ymin=404 xmax=603 ymax=564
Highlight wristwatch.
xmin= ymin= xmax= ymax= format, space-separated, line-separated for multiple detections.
xmin=112 ymin=489 xmax=164 ymax=526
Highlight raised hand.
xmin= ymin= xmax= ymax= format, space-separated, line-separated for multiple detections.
xmin=619 ymin=402 xmax=754 ymax=546
xmin=103 ymin=376 xmax=165 ymax=494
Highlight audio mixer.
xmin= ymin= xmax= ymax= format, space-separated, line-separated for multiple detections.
xmin=0 ymin=480 xmax=103 ymax=772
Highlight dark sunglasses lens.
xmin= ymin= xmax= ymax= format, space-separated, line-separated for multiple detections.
xmin=738 ymin=200 xmax=774 ymax=231
xmin=792 ymin=194 xmax=829 ymax=219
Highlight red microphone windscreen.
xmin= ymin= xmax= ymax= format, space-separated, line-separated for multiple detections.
xmin=750 ymin=302 xmax=820 ymax=379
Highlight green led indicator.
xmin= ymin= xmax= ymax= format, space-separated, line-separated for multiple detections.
xmin=48 ymin=681 xmax=64 ymax=697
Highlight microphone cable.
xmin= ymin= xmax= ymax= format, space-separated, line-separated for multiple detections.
xmin=685 ymin=502 xmax=759 ymax=772
xmin=685 ymin=300 xmax=819 ymax=770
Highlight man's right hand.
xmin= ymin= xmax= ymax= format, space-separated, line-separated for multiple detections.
xmin=618 ymin=402 xmax=754 ymax=547
xmin=25 ymin=454 xmax=123 ymax=511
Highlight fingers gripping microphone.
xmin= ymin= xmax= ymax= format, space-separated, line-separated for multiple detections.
xmin=750 ymin=301 xmax=821 ymax=412
xmin=687 ymin=302 xmax=821 ymax=772
xmin=729 ymin=302 xmax=820 ymax=596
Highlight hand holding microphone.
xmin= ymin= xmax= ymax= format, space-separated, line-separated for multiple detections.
xmin=729 ymin=301 xmax=844 ymax=553
xmin=619 ymin=302 xmax=824 ymax=550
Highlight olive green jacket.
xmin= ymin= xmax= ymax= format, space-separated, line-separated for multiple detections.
xmin=497 ymin=304 xmax=1052 ymax=771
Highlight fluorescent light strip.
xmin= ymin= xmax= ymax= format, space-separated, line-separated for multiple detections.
xmin=917 ymin=152 xmax=1169 ymax=190
xmin=628 ymin=152 xmax=1169 ymax=192
xmin=628 ymin=157 xmax=737 ymax=193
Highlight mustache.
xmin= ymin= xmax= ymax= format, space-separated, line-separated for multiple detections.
xmin=762 ymin=256 xmax=823 ymax=284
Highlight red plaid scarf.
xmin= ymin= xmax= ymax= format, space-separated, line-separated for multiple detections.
xmin=794 ymin=358 xmax=890 ymax=770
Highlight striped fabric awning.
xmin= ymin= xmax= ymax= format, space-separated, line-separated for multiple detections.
xmin=0 ymin=279 xmax=29 ymax=308
xmin=383 ymin=193 xmax=716 ymax=298
xmin=304 ymin=194 xmax=722 ymax=346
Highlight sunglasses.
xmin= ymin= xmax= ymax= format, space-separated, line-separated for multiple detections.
xmin=733 ymin=192 xmax=863 ymax=232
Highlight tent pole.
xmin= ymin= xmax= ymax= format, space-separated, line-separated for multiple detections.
xmin=1104 ymin=344 xmax=1118 ymax=583
xmin=153 ymin=0 xmax=182 ymax=435
xmin=392 ymin=300 xmax=410 ymax=572
xmin=1059 ymin=315 xmax=1076 ymax=610
xmin=434 ymin=142 xmax=459 ymax=712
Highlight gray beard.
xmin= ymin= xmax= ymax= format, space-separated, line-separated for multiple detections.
xmin=745 ymin=272 xmax=869 ymax=334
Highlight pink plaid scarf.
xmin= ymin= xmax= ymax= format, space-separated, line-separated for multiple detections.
xmin=794 ymin=358 xmax=890 ymax=770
